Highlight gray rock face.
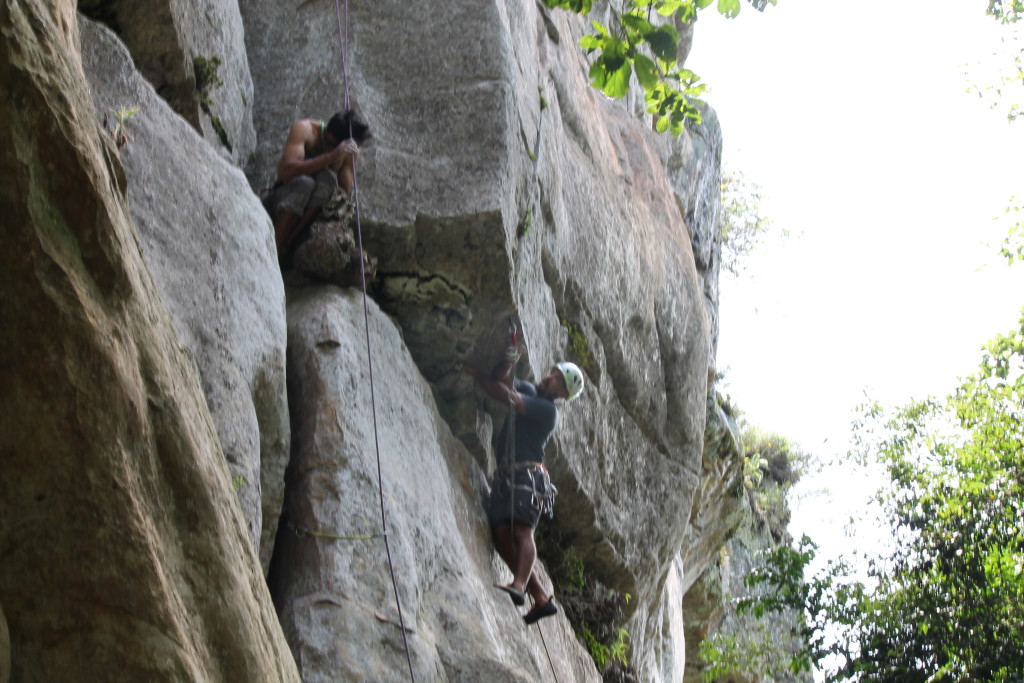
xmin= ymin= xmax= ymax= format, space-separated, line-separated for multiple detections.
xmin=289 ymin=199 xmax=377 ymax=287
xmin=1 ymin=0 xmax=737 ymax=679
xmin=0 ymin=1 xmax=298 ymax=679
xmin=239 ymin=1 xmax=727 ymax=679
xmin=80 ymin=17 xmax=289 ymax=572
xmin=680 ymin=395 xmax=745 ymax=591
xmin=669 ymin=105 xmax=724 ymax=361
xmin=78 ymin=0 xmax=256 ymax=165
xmin=270 ymin=286 xmax=601 ymax=681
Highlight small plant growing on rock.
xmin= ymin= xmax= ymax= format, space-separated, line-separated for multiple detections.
xmin=105 ymin=105 xmax=138 ymax=149
xmin=536 ymin=528 xmax=636 ymax=677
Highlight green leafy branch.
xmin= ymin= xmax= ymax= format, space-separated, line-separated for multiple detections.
xmin=543 ymin=0 xmax=777 ymax=134
xmin=582 ymin=626 xmax=631 ymax=670
xmin=988 ymin=0 xmax=1024 ymax=24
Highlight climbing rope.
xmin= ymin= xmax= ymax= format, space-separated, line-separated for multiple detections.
xmin=333 ymin=1 xmax=416 ymax=680
xmin=333 ymin=0 xmax=351 ymax=111
xmin=506 ymin=317 xmax=518 ymax=530
xmin=535 ymin=623 xmax=559 ymax=682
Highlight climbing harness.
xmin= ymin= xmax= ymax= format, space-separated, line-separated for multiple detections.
xmin=332 ymin=0 xmax=416 ymax=680
xmin=497 ymin=460 xmax=558 ymax=520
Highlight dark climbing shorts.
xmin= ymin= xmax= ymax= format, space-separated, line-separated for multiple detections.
xmin=262 ymin=168 xmax=337 ymax=217
xmin=488 ymin=469 xmax=546 ymax=530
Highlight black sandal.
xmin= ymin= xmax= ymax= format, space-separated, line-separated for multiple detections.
xmin=524 ymin=596 xmax=558 ymax=625
xmin=494 ymin=583 xmax=526 ymax=607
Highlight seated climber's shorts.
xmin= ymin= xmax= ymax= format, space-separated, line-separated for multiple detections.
xmin=488 ymin=467 xmax=549 ymax=530
xmin=262 ymin=168 xmax=338 ymax=217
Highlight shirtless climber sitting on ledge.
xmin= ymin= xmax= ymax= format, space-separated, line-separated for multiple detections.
xmin=262 ymin=109 xmax=371 ymax=264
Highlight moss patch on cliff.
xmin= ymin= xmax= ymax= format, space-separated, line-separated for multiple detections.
xmin=192 ymin=55 xmax=231 ymax=151
xmin=560 ymin=316 xmax=598 ymax=378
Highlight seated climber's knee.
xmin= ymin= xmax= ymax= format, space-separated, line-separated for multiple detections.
xmin=274 ymin=174 xmax=317 ymax=218
xmin=307 ymin=168 xmax=339 ymax=211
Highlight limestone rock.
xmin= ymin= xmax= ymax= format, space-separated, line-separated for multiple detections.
xmin=289 ymin=198 xmax=377 ymax=287
xmin=80 ymin=16 xmax=289 ymax=572
xmin=667 ymin=105 xmax=724 ymax=359
xmin=241 ymin=1 xmax=721 ymax=678
xmin=270 ymin=287 xmax=600 ymax=681
xmin=0 ymin=0 xmax=738 ymax=679
xmin=679 ymin=394 xmax=745 ymax=590
xmin=0 ymin=1 xmax=298 ymax=679
xmin=78 ymin=0 xmax=256 ymax=165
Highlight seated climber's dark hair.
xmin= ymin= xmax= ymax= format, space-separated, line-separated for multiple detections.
xmin=327 ymin=109 xmax=371 ymax=144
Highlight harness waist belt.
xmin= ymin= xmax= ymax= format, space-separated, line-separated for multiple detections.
xmin=498 ymin=460 xmax=544 ymax=472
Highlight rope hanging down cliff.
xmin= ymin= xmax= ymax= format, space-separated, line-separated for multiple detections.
xmin=334 ymin=0 xmax=416 ymax=680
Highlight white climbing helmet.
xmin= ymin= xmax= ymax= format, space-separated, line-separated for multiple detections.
xmin=553 ymin=362 xmax=584 ymax=402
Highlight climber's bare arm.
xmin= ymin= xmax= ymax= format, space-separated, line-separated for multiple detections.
xmin=276 ymin=119 xmax=345 ymax=183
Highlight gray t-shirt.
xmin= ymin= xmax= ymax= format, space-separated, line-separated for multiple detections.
xmin=495 ymin=380 xmax=558 ymax=464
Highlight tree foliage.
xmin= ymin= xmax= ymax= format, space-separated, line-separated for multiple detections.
xmin=719 ymin=170 xmax=776 ymax=275
xmin=982 ymin=0 xmax=1024 ymax=122
xmin=541 ymin=0 xmax=776 ymax=134
xmin=734 ymin=314 xmax=1024 ymax=681
xmin=698 ymin=427 xmax=813 ymax=680
xmin=999 ymin=196 xmax=1024 ymax=264
xmin=988 ymin=0 xmax=1024 ymax=24
xmin=839 ymin=355 xmax=1024 ymax=681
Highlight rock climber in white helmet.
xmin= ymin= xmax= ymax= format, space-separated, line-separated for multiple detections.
xmin=466 ymin=341 xmax=584 ymax=625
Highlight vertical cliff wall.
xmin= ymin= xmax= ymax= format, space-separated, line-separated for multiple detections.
xmin=239 ymin=1 xmax=738 ymax=679
xmin=0 ymin=0 xmax=742 ymax=680
xmin=0 ymin=1 xmax=297 ymax=680
xmin=79 ymin=15 xmax=289 ymax=574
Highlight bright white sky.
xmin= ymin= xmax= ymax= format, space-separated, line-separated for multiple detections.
xmin=687 ymin=0 xmax=1024 ymax=574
